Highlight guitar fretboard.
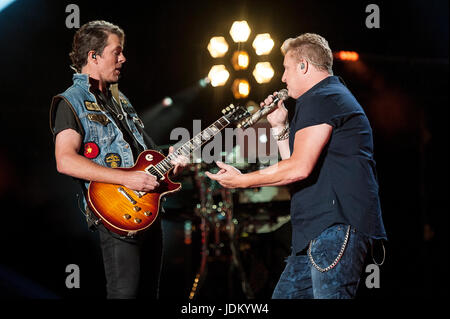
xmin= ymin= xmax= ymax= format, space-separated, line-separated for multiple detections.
xmin=148 ymin=116 xmax=231 ymax=177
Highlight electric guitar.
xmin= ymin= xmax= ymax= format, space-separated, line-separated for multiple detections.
xmin=87 ymin=104 xmax=249 ymax=236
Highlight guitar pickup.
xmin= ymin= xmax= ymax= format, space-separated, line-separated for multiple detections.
xmin=133 ymin=191 xmax=146 ymax=198
xmin=118 ymin=187 xmax=137 ymax=205
xmin=145 ymin=165 xmax=164 ymax=180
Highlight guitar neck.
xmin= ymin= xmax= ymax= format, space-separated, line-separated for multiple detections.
xmin=154 ymin=116 xmax=231 ymax=174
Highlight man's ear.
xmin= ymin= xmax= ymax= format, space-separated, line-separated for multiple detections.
xmin=297 ymin=59 xmax=308 ymax=75
xmin=88 ymin=50 xmax=97 ymax=64
xmin=297 ymin=59 xmax=306 ymax=72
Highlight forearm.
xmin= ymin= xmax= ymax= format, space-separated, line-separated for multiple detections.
xmin=207 ymin=124 xmax=332 ymax=190
xmin=56 ymin=152 xmax=126 ymax=185
xmin=276 ymin=139 xmax=291 ymax=160
xmin=240 ymin=124 xmax=332 ymax=188
xmin=271 ymin=125 xmax=291 ymax=160
xmin=239 ymin=158 xmax=307 ymax=188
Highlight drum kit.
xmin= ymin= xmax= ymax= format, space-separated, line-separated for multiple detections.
xmin=162 ymin=158 xmax=291 ymax=299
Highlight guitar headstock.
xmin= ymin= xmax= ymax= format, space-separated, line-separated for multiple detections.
xmin=221 ymin=104 xmax=250 ymax=124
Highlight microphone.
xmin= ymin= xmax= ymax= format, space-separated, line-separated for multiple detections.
xmin=238 ymin=89 xmax=289 ymax=129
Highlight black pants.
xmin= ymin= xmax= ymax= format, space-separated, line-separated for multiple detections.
xmin=98 ymin=220 xmax=163 ymax=299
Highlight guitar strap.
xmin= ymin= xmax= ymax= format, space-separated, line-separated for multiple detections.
xmin=131 ymin=117 xmax=161 ymax=153
xmin=75 ymin=178 xmax=102 ymax=231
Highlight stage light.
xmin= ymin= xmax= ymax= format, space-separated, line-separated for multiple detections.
xmin=229 ymin=21 xmax=251 ymax=43
xmin=245 ymin=100 xmax=258 ymax=113
xmin=207 ymin=20 xmax=275 ymax=99
xmin=162 ymin=97 xmax=173 ymax=107
xmin=252 ymin=33 xmax=274 ymax=56
xmin=231 ymin=79 xmax=250 ymax=99
xmin=208 ymin=65 xmax=230 ymax=87
xmin=207 ymin=36 xmax=229 ymax=58
xmin=199 ymin=77 xmax=211 ymax=88
xmin=253 ymin=62 xmax=274 ymax=84
xmin=0 ymin=0 xmax=15 ymax=12
xmin=231 ymin=50 xmax=250 ymax=70
xmin=335 ymin=51 xmax=359 ymax=61
xmin=184 ymin=220 xmax=192 ymax=245
xmin=259 ymin=134 xmax=268 ymax=144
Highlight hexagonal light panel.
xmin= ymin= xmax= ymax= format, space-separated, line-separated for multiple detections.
xmin=206 ymin=21 xmax=276 ymax=97
xmin=207 ymin=36 xmax=229 ymax=58
xmin=252 ymin=33 xmax=274 ymax=56
xmin=208 ymin=65 xmax=230 ymax=87
xmin=229 ymin=20 xmax=251 ymax=43
xmin=253 ymin=62 xmax=274 ymax=84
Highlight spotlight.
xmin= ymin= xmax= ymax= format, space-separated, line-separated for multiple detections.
xmin=259 ymin=134 xmax=268 ymax=144
xmin=334 ymin=51 xmax=359 ymax=61
xmin=199 ymin=77 xmax=211 ymax=88
xmin=208 ymin=65 xmax=230 ymax=87
xmin=253 ymin=62 xmax=275 ymax=84
xmin=207 ymin=36 xmax=229 ymax=58
xmin=0 ymin=0 xmax=16 ymax=12
xmin=252 ymin=33 xmax=274 ymax=56
xmin=229 ymin=21 xmax=251 ymax=43
xmin=231 ymin=79 xmax=250 ymax=99
xmin=231 ymin=50 xmax=250 ymax=70
xmin=162 ymin=97 xmax=173 ymax=107
xmin=245 ymin=100 xmax=258 ymax=113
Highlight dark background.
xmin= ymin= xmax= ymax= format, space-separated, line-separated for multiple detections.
xmin=0 ymin=0 xmax=448 ymax=301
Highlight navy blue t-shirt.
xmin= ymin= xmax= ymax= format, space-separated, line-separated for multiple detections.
xmin=288 ymin=76 xmax=387 ymax=253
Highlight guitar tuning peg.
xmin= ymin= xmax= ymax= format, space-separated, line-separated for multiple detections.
xmin=230 ymin=104 xmax=235 ymax=108
xmin=226 ymin=107 xmax=230 ymax=111
xmin=222 ymin=109 xmax=226 ymax=114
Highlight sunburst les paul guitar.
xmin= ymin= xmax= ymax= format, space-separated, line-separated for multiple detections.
xmin=87 ymin=104 xmax=249 ymax=236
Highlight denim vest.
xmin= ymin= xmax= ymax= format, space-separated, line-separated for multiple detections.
xmin=50 ymin=73 xmax=147 ymax=191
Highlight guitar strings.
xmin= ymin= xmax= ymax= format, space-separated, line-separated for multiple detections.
xmin=154 ymin=117 xmax=230 ymax=175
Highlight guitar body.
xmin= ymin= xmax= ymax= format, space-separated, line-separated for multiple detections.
xmin=86 ymin=104 xmax=249 ymax=236
xmin=87 ymin=150 xmax=181 ymax=236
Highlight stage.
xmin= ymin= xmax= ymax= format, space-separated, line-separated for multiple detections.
xmin=0 ymin=0 xmax=448 ymax=303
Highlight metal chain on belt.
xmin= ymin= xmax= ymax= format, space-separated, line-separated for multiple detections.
xmin=308 ymin=225 xmax=351 ymax=273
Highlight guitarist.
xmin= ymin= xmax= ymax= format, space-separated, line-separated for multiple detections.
xmin=50 ymin=20 xmax=187 ymax=299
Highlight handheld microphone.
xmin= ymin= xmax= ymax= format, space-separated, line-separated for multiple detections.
xmin=238 ymin=89 xmax=289 ymax=129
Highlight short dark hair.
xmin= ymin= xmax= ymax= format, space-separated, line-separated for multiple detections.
xmin=69 ymin=20 xmax=125 ymax=72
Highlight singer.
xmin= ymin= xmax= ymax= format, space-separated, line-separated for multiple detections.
xmin=49 ymin=20 xmax=187 ymax=298
xmin=206 ymin=33 xmax=387 ymax=299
